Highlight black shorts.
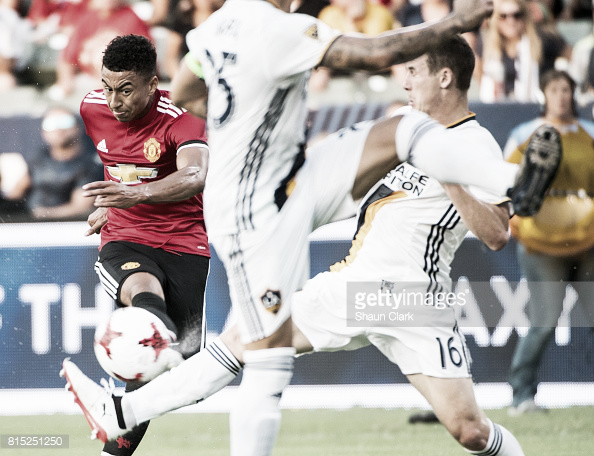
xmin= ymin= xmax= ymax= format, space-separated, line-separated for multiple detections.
xmin=95 ymin=241 xmax=209 ymax=357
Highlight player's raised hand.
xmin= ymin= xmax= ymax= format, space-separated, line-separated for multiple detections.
xmin=452 ymin=0 xmax=493 ymax=32
xmin=82 ymin=181 xmax=147 ymax=209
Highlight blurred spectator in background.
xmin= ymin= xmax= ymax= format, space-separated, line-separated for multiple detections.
xmin=0 ymin=156 xmax=27 ymax=221
xmin=569 ymin=8 xmax=594 ymax=106
xmin=48 ymin=0 xmax=151 ymax=100
xmin=27 ymin=0 xmax=90 ymax=44
xmin=317 ymin=0 xmax=395 ymax=31
xmin=561 ymin=0 xmax=591 ymax=20
xmin=158 ymin=0 xmax=224 ymax=81
xmin=158 ymin=0 xmax=193 ymax=79
xmin=291 ymin=0 xmax=330 ymax=17
xmin=527 ymin=0 xmax=571 ymax=74
xmin=539 ymin=0 xmax=565 ymax=19
xmin=145 ymin=0 xmax=170 ymax=26
xmin=310 ymin=0 xmax=396 ymax=95
xmin=0 ymin=0 xmax=31 ymax=90
xmin=396 ymin=0 xmax=451 ymax=27
xmin=480 ymin=0 xmax=542 ymax=102
xmin=5 ymin=106 xmax=102 ymax=221
xmin=504 ymin=69 xmax=594 ymax=415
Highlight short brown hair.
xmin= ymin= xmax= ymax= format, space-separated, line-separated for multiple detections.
xmin=425 ymin=35 xmax=475 ymax=91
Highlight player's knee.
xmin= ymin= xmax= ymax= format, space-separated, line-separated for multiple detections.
xmin=120 ymin=272 xmax=164 ymax=305
xmin=246 ymin=317 xmax=293 ymax=350
xmin=454 ymin=420 xmax=489 ymax=451
xmin=220 ymin=325 xmax=245 ymax=363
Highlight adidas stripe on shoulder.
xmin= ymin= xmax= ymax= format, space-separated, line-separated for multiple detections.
xmin=157 ymin=95 xmax=185 ymax=118
xmin=83 ymin=90 xmax=107 ymax=105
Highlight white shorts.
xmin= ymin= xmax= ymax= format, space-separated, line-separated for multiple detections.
xmin=211 ymin=122 xmax=373 ymax=344
xmin=292 ymin=272 xmax=472 ymax=378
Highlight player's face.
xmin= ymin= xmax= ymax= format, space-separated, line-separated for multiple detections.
xmin=101 ymin=68 xmax=158 ymax=123
xmin=402 ymin=55 xmax=442 ymax=117
xmin=544 ymin=77 xmax=574 ymax=121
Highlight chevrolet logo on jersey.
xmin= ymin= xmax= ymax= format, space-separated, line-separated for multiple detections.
xmin=107 ymin=164 xmax=158 ymax=185
xmin=144 ymin=138 xmax=162 ymax=162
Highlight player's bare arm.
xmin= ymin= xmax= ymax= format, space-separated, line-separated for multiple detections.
xmin=443 ymin=184 xmax=510 ymax=251
xmin=82 ymin=145 xmax=209 ymax=209
xmin=320 ymin=0 xmax=493 ymax=71
xmin=351 ymin=116 xmax=402 ymax=200
xmin=170 ymin=57 xmax=208 ymax=119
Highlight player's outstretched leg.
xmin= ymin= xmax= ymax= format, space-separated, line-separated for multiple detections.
xmin=62 ymin=337 xmax=242 ymax=442
xmin=507 ymin=124 xmax=562 ymax=217
xmin=388 ymin=112 xmax=561 ymax=213
xmin=101 ymin=382 xmax=149 ymax=455
xmin=408 ymin=375 xmax=524 ymax=455
xmin=101 ymin=421 xmax=149 ymax=455
xmin=60 ymin=359 xmax=132 ymax=442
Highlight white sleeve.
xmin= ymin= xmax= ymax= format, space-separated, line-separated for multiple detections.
xmin=464 ymin=129 xmax=510 ymax=204
xmin=394 ymin=108 xmax=444 ymax=163
xmin=263 ymin=13 xmax=341 ymax=80
xmin=396 ymin=111 xmax=517 ymax=197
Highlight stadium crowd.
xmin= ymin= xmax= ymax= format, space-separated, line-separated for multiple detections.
xmin=0 ymin=0 xmax=591 ymax=106
xmin=1 ymin=0 xmax=592 ymax=222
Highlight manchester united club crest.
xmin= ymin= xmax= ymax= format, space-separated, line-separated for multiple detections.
xmin=143 ymin=138 xmax=161 ymax=163
xmin=261 ymin=289 xmax=282 ymax=314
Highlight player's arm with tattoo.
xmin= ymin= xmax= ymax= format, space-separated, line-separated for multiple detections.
xmin=321 ymin=0 xmax=493 ymax=71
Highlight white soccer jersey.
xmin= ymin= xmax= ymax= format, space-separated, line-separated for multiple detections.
xmin=186 ymin=0 xmax=341 ymax=235
xmin=330 ymin=114 xmax=508 ymax=291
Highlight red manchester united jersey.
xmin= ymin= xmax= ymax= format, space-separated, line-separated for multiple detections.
xmin=81 ymin=88 xmax=210 ymax=257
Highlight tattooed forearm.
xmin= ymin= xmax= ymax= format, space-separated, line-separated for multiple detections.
xmin=321 ymin=15 xmax=464 ymax=71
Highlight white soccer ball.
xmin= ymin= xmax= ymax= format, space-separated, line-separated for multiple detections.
xmin=94 ymin=307 xmax=182 ymax=383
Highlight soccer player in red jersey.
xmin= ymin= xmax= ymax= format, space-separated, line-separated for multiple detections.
xmin=78 ymin=34 xmax=210 ymax=456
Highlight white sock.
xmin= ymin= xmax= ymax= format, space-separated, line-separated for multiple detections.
xmin=395 ymin=110 xmax=519 ymax=195
xmin=124 ymin=337 xmax=241 ymax=425
xmin=467 ymin=419 xmax=525 ymax=455
xmin=230 ymin=347 xmax=296 ymax=456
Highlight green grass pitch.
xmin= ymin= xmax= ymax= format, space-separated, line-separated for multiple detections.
xmin=1 ymin=407 xmax=593 ymax=455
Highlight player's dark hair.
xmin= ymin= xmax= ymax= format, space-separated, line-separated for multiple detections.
xmin=425 ymin=35 xmax=475 ymax=92
xmin=102 ymin=35 xmax=157 ymax=80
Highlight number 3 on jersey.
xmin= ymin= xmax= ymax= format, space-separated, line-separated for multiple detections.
xmin=205 ymin=50 xmax=236 ymax=128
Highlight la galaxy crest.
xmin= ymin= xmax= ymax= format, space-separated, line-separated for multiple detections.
xmin=261 ymin=289 xmax=282 ymax=314
xmin=304 ymin=24 xmax=319 ymax=40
